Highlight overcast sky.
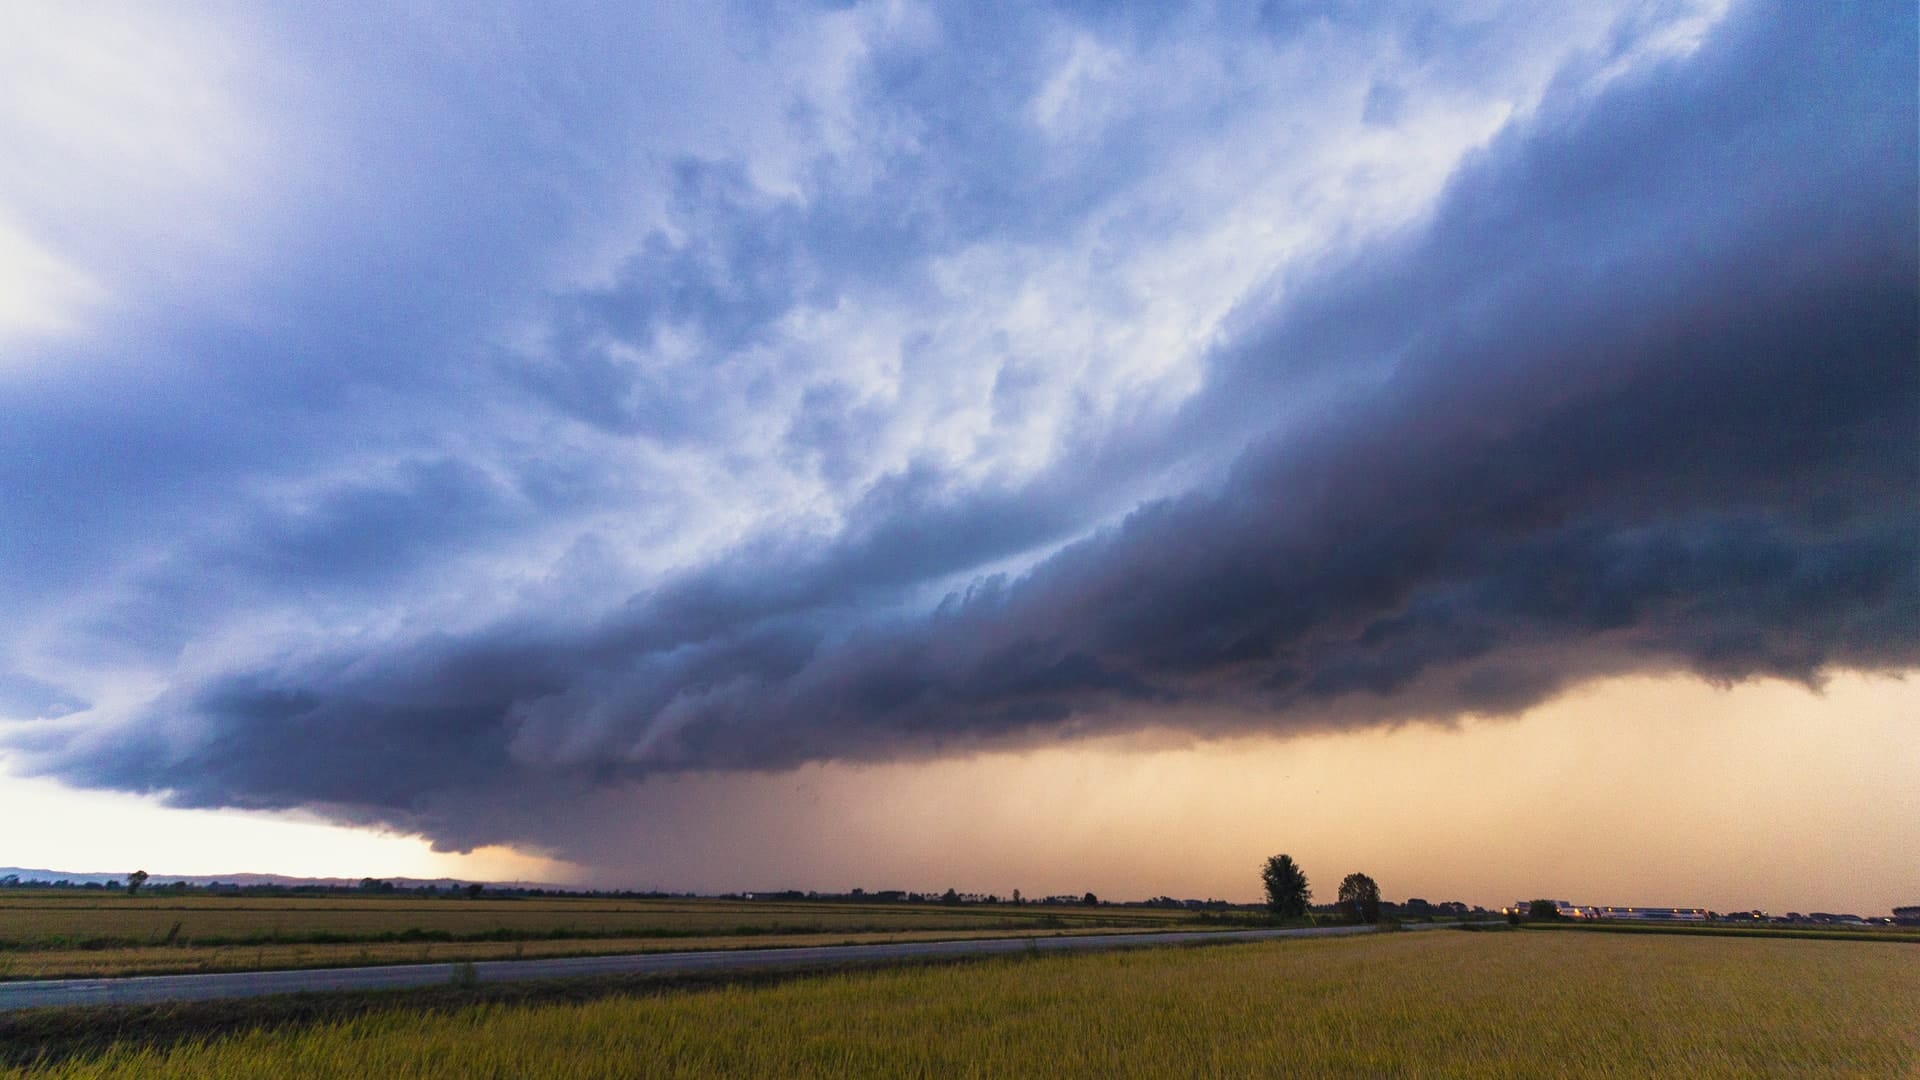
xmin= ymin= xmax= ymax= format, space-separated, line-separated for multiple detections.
xmin=1 ymin=1 xmax=1913 ymax=910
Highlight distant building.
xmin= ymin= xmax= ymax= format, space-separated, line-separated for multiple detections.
xmin=1502 ymin=900 xmax=1709 ymax=922
xmin=1594 ymin=906 xmax=1708 ymax=922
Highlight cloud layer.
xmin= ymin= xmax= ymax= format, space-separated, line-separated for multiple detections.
xmin=3 ymin=1 xmax=1913 ymax=861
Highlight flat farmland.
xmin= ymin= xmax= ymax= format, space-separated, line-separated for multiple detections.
xmin=0 ymin=927 xmax=1189 ymax=981
xmin=0 ymin=895 xmax=1204 ymax=980
xmin=11 ymin=930 xmax=1915 ymax=1078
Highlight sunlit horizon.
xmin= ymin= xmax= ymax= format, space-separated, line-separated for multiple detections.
xmin=8 ymin=671 xmax=1912 ymax=916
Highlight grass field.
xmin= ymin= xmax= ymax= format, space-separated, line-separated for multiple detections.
xmin=0 ymin=895 xmax=1188 ymax=946
xmin=10 ymin=930 xmax=1915 ymax=1077
xmin=0 ymin=895 xmax=1208 ymax=980
xmin=1521 ymin=919 xmax=1920 ymax=944
xmin=0 ymin=926 xmax=1179 ymax=981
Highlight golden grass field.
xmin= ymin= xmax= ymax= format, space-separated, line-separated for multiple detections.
xmin=0 ymin=927 xmax=1176 ymax=981
xmin=13 ymin=930 xmax=1916 ymax=1078
xmin=0 ymin=895 xmax=1185 ymax=943
xmin=0 ymin=895 xmax=1202 ymax=980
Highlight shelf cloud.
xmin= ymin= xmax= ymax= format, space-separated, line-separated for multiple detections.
xmin=3 ymin=2 xmax=1912 ymax=861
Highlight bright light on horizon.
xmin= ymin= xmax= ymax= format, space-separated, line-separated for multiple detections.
xmin=0 ymin=769 xmax=577 ymax=884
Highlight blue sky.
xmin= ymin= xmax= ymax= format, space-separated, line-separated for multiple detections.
xmin=1 ymin=1 xmax=1914 ymax=904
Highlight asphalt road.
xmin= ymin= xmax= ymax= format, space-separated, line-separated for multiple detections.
xmin=0 ymin=924 xmax=1394 ymax=1011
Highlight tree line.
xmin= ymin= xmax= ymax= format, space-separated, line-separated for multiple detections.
xmin=1261 ymin=854 xmax=1385 ymax=924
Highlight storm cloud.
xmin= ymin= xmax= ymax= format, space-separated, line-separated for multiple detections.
xmin=3 ymin=1 xmax=1913 ymax=859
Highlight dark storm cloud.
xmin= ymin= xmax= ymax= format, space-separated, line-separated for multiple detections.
xmin=27 ymin=1 xmax=1913 ymax=853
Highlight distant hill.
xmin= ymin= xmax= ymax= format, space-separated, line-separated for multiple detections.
xmin=0 ymin=867 xmax=560 ymax=890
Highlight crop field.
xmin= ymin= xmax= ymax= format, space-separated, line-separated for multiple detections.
xmin=11 ymin=930 xmax=1915 ymax=1078
xmin=0 ymin=895 xmax=1204 ymax=980
xmin=1524 ymin=919 xmax=1920 ymax=945
xmin=0 ymin=895 xmax=1184 ymax=946
xmin=0 ymin=927 xmax=1179 ymax=981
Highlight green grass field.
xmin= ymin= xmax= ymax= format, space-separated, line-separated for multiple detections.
xmin=0 ymin=895 xmax=1208 ymax=980
xmin=11 ymin=930 xmax=1915 ymax=1078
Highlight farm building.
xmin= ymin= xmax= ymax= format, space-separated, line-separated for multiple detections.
xmin=1502 ymin=901 xmax=1710 ymax=921
xmin=1595 ymin=906 xmax=1709 ymax=922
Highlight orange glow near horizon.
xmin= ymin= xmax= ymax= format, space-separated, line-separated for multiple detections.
xmin=3 ymin=671 xmax=1914 ymax=913
xmin=566 ymin=670 xmax=1918 ymax=914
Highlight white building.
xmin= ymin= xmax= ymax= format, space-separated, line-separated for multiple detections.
xmin=1504 ymin=900 xmax=1709 ymax=921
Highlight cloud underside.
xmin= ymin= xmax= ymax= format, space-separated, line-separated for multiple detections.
xmin=25 ymin=3 xmax=1919 ymax=855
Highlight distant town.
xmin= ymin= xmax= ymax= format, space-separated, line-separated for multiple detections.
xmin=1498 ymin=899 xmax=1915 ymax=928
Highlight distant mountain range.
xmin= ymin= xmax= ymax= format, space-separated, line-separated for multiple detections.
xmin=0 ymin=866 xmax=559 ymax=889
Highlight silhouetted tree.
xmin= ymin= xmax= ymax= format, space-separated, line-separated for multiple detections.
xmin=942 ymin=888 xmax=960 ymax=904
xmin=126 ymin=870 xmax=148 ymax=896
xmin=1083 ymin=891 xmax=1098 ymax=906
xmin=1261 ymin=854 xmax=1311 ymax=917
xmin=466 ymin=883 xmax=484 ymax=898
xmin=1527 ymin=899 xmax=1561 ymax=920
xmin=1337 ymin=873 xmax=1381 ymax=924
